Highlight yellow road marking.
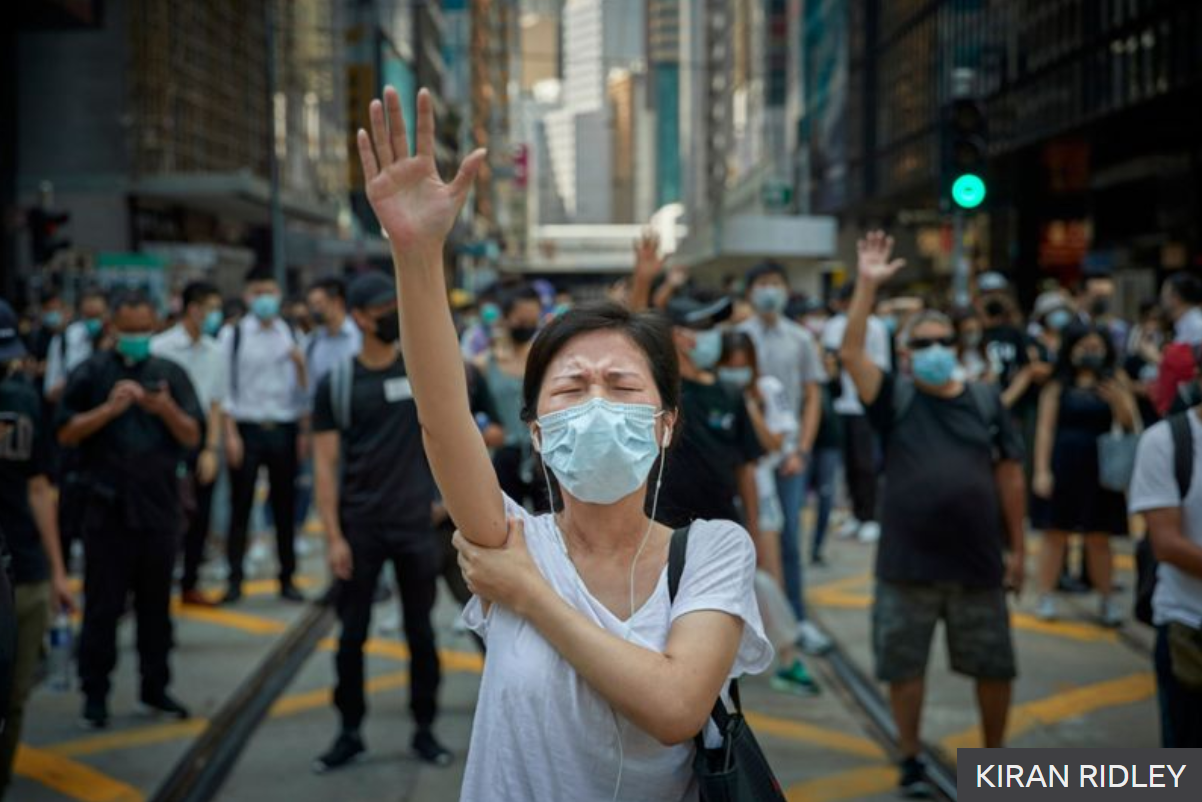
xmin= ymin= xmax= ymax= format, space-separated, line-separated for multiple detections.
xmin=15 ymin=745 xmax=144 ymax=802
xmin=51 ymin=721 xmax=207 ymax=759
xmin=744 ymin=712 xmax=884 ymax=759
xmin=170 ymin=603 xmax=288 ymax=635
xmin=785 ymin=764 xmax=895 ymax=802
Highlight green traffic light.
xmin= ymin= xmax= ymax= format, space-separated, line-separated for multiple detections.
xmin=951 ymin=173 xmax=986 ymax=209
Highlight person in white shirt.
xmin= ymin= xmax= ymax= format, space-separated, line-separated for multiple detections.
xmin=220 ymin=267 xmax=308 ymax=604
xmin=44 ymin=288 xmax=109 ymax=403
xmin=151 ymin=281 xmax=228 ymax=607
xmin=359 ymin=87 xmax=772 ymax=801
xmin=823 ymin=282 xmax=893 ymax=543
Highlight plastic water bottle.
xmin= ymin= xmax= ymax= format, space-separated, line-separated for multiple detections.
xmin=48 ymin=612 xmax=74 ymax=692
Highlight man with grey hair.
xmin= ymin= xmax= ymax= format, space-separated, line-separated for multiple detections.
xmin=841 ymin=232 xmax=1028 ymax=798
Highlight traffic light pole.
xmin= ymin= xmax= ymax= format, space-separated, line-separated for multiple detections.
xmin=952 ymin=208 xmax=970 ymax=309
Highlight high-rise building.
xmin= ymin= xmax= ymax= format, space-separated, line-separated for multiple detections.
xmin=646 ymin=0 xmax=682 ymax=207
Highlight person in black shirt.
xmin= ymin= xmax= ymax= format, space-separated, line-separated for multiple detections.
xmin=653 ymin=292 xmax=764 ymax=535
xmin=841 ymin=233 xmax=1027 ymax=798
xmin=312 ymin=272 xmax=451 ymax=772
xmin=57 ymin=291 xmax=204 ymax=729
xmin=0 ymin=300 xmax=75 ymax=792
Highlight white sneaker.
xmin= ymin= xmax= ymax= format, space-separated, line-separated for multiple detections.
xmin=1100 ymin=596 xmax=1123 ymax=628
xmin=795 ymin=620 xmax=834 ymax=655
xmin=1036 ymin=594 xmax=1057 ymax=621
xmin=856 ymin=521 xmax=881 ymax=544
xmin=375 ymin=607 xmax=401 ymax=636
xmin=835 ymin=516 xmax=861 ymax=540
xmin=294 ymin=536 xmax=315 ymax=557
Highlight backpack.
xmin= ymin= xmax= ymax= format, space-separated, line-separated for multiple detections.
xmin=892 ymin=378 xmax=1004 ymax=460
xmin=1134 ymin=409 xmax=1196 ymax=626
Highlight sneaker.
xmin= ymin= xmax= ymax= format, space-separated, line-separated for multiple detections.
xmin=313 ymin=732 xmax=366 ymax=774
xmin=1100 ymin=596 xmax=1123 ymax=628
xmin=795 ymin=620 xmax=834 ymax=655
xmin=857 ymin=521 xmax=881 ymax=544
xmin=222 ymin=585 xmax=244 ymax=605
xmin=412 ymin=730 xmax=453 ymax=767
xmin=279 ymin=584 xmax=306 ymax=603
xmin=141 ymin=692 xmax=190 ymax=720
xmin=81 ymin=697 xmax=109 ymax=730
xmin=294 ymin=536 xmax=315 ymax=557
xmin=770 ymin=660 xmax=820 ymax=696
xmin=898 ymin=757 xmax=933 ymax=798
xmin=1036 ymin=594 xmax=1058 ymax=622
xmin=835 ymin=516 xmax=861 ymax=540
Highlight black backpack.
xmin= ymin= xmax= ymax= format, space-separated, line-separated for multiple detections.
xmin=1134 ymin=410 xmax=1196 ymax=626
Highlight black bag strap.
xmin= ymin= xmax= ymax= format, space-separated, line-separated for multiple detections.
xmin=1169 ymin=411 xmax=1195 ymax=500
xmin=230 ymin=321 xmax=242 ymax=400
xmin=666 ymin=524 xmax=739 ymax=745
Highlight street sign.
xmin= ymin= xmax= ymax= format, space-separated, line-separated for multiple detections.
xmin=762 ymin=179 xmax=793 ymax=210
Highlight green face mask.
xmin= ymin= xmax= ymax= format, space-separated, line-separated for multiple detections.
xmin=116 ymin=333 xmax=153 ymax=363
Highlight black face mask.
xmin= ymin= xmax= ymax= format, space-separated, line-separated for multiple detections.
xmin=1074 ymin=353 xmax=1106 ymax=373
xmin=311 ymin=309 xmax=327 ymax=326
xmin=510 ymin=325 xmax=538 ymax=344
xmin=374 ymin=311 xmax=400 ymax=344
xmin=984 ymin=300 xmax=1007 ymax=318
xmin=1090 ymin=299 xmax=1110 ymax=317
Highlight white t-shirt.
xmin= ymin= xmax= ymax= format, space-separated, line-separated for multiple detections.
xmin=1128 ymin=411 xmax=1202 ymax=628
xmin=822 ymin=314 xmax=892 ymax=415
xmin=460 ymin=494 xmax=774 ymax=802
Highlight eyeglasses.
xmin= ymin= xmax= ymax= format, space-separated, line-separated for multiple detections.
xmin=909 ymin=336 xmax=957 ymax=350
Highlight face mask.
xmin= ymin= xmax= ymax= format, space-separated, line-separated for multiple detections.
xmin=373 ymin=311 xmax=400 ymax=344
xmin=1074 ymin=352 xmax=1105 ymax=373
xmin=311 ymin=309 xmax=327 ymax=326
xmin=717 ymin=366 xmax=754 ymax=390
xmin=1047 ymin=309 xmax=1073 ymax=331
xmin=510 ymin=325 xmax=538 ymax=344
xmin=116 ymin=334 xmax=152 ymax=363
xmin=251 ymin=294 xmax=280 ymax=320
xmin=750 ymin=285 xmax=788 ymax=314
xmin=911 ymin=345 xmax=957 ymax=386
xmin=536 ymin=398 xmax=664 ymax=505
xmin=203 ymin=309 xmax=224 ymax=336
xmin=43 ymin=311 xmax=63 ymax=329
xmin=84 ymin=317 xmax=104 ymax=338
xmin=688 ymin=328 xmax=722 ymax=370
xmin=1090 ymin=299 xmax=1110 ymax=317
xmin=480 ymin=303 xmax=501 ymax=326
xmin=984 ymin=300 xmax=1006 ymax=318
xmin=883 ymin=316 xmax=899 ymax=335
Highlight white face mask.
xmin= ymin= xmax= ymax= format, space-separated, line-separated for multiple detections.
xmin=535 ymin=398 xmax=667 ymax=505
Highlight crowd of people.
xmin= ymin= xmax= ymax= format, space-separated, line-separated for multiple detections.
xmin=1 ymin=84 xmax=1200 ymax=800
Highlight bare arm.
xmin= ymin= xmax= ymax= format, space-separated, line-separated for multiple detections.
xmin=313 ymin=431 xmax=342 ymax=545
xmin=840 ymin=233 xmax=904 ymax=406
xmin=358 ymin=87 xmax=500 ymax=546
xmin=142 ymin=385 xmax=201 ymax=449
xmin=58 ymin=379 xmax=142 ymax=446
xmin=736 ymin=462 xmax=761 ymax=546
xmin=29 ymin=474 xmax=74 ymax=611
xmin=1001 ymin=365 xmax=1032 ymax=409
xmin=628 ymin=232 xmax=663 ymax=312
xmin=1146 ymin=508 xmax=1202 ymax=580
xmin=744 ymin=397 xmax=784 ymax=453
xmin=995 ymin=460 xmax=1027 ymax=554
xmin=799 ymin=380 xmax=821 ymax=454
xmin=1032 ymin=382 xmax=1060 ymax=497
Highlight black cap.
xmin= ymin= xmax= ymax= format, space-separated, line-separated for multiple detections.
xmin=0 ymin=300 xmax=27 ymax=362
xmin=347 ymin=271 xmax=396 ymax=310
xmin=665 ymin=292 xmax=733 ymax=329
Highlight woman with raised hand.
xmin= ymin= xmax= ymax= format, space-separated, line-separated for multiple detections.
xmin=357 ymin=87 xmax=771 ymax=801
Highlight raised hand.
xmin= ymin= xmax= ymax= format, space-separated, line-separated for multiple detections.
xmin=357 ymin=86 xmax=487 ymax=251
xmin=633 ymin=230 xmax=666 ymax=281
xmin=856 ymin=230 xmax=906 ymax=287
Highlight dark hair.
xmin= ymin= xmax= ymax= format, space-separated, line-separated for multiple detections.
xmin=79 ymin=286 xmax=107 ymax=306
xmin=501 ymin=283 xmax=542 ymax=318
xmin=1054 ymin=322 xmax=1116 ymax=382
xmin=111 ymin=289 xmax=154 ymax=316
xmin=224 ymin=297 xmax=247 ymax=318
xmin=308 ymin=276 xmax=346 ymax=301
xmin=1165 ymin=272 xmax=1202 ymax=306
xmin=245 ymin=265 xmax=277 ymax=285
xmin=719 ymin=331 xmax=758 ymax=368
xmin=182 ymin=280 xmax=220 ymax=310
xmin=40 ymin=287 xmax=61 ymax=305
xmin=520 ymin=301 xmax=679 ymax=423
xmin=744 ymin=260 xmax=787 ymax=290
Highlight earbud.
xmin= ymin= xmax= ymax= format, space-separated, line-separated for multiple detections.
xmin=661 ymin=426 xmax=672 ymax=448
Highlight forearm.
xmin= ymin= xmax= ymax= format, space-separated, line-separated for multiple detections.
xmin=30 ymin=478 xmax=66 ymax=578
xmin=314 ymin=459 xmax=342 ymax=544
xmin=840 ymin=282 xmax=884 ymax=403
xmin=205 ymin=404 xmax=223 ymax=450
xmin=745 ymin=402 xmax=783 ymax=452
xmin=518 ymin=582 xmax=735 ymax=745
xmin=394 ymin=244 xmax=505 ymax=546
xmin=1001 ymin=369 xmax=1031 ymax=409
xmin=160 ymin=401 xmax=201 ymax=448
xmin=629 ymin=275 xmax=653 ymax=312
xmin=58 ymin=403 xmax=117 ymax=446
xmin=1157 ymin=539 xmax=1202 ymax=579
xmin=995 ymin=461 xmax=1027 ymax=551
xmin=737 ymin=464 xmax=760 ymax=542
xmin=800 ymin=387 xmax=821 ymax=453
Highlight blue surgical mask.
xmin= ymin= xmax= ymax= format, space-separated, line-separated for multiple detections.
xmin=717 ymin=366 xmax=754 ymax=390
xmin=751 ymin=285 xmax=788 ymax=314
xmin=911 ymin=345 xmax=958 ymax=387
xmin=1047 ymin=309 xmax=1072 ymax=332
xmin=43 ymin=311 xmax=63 ymax=328
xmin=116 ymin=333 xmax=152 ymax=363
xmin=203 ymin=309 xmax=224 ymax=336
xmin=251 ymin=294 xmax=280 ymax=321
xmin=480 ymin=303 xmax=501 ymax=326
xmin=84 ymin=317 xmax=104 ymax=338
xmin=689 ymin=328 xmax=722 ymax=370
xmin=536 ymin=398 xmax=665 ymax=505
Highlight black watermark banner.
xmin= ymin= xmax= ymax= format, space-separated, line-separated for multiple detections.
xmin=959 ymin=749 xmax=1202 ymax=800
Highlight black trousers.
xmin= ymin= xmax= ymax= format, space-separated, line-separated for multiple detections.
xmin=227 ymin=422 xmax=298 ymax=588
xmin=841 ymin=413 xmax=879 ymax=524
xmin=78 ymin=505 xmax=177 ymax=701
xmin=334 ymin=526 xmax=441 ymax=732
xmin=180 ymin=466 xmax=215 ymax=593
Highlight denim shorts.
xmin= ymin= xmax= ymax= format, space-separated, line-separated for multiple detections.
xmin=872 ymin=580 xmax=1017 ymax=682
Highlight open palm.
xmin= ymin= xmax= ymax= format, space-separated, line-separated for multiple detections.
xmin=357 ymin=87 xmax=487 ymax=249
xmin=856 ymin=230 xmax=905 ymax=286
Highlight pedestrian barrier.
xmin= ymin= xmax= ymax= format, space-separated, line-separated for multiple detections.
xmin=149 ymin=596 xmax=336 ymax=802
